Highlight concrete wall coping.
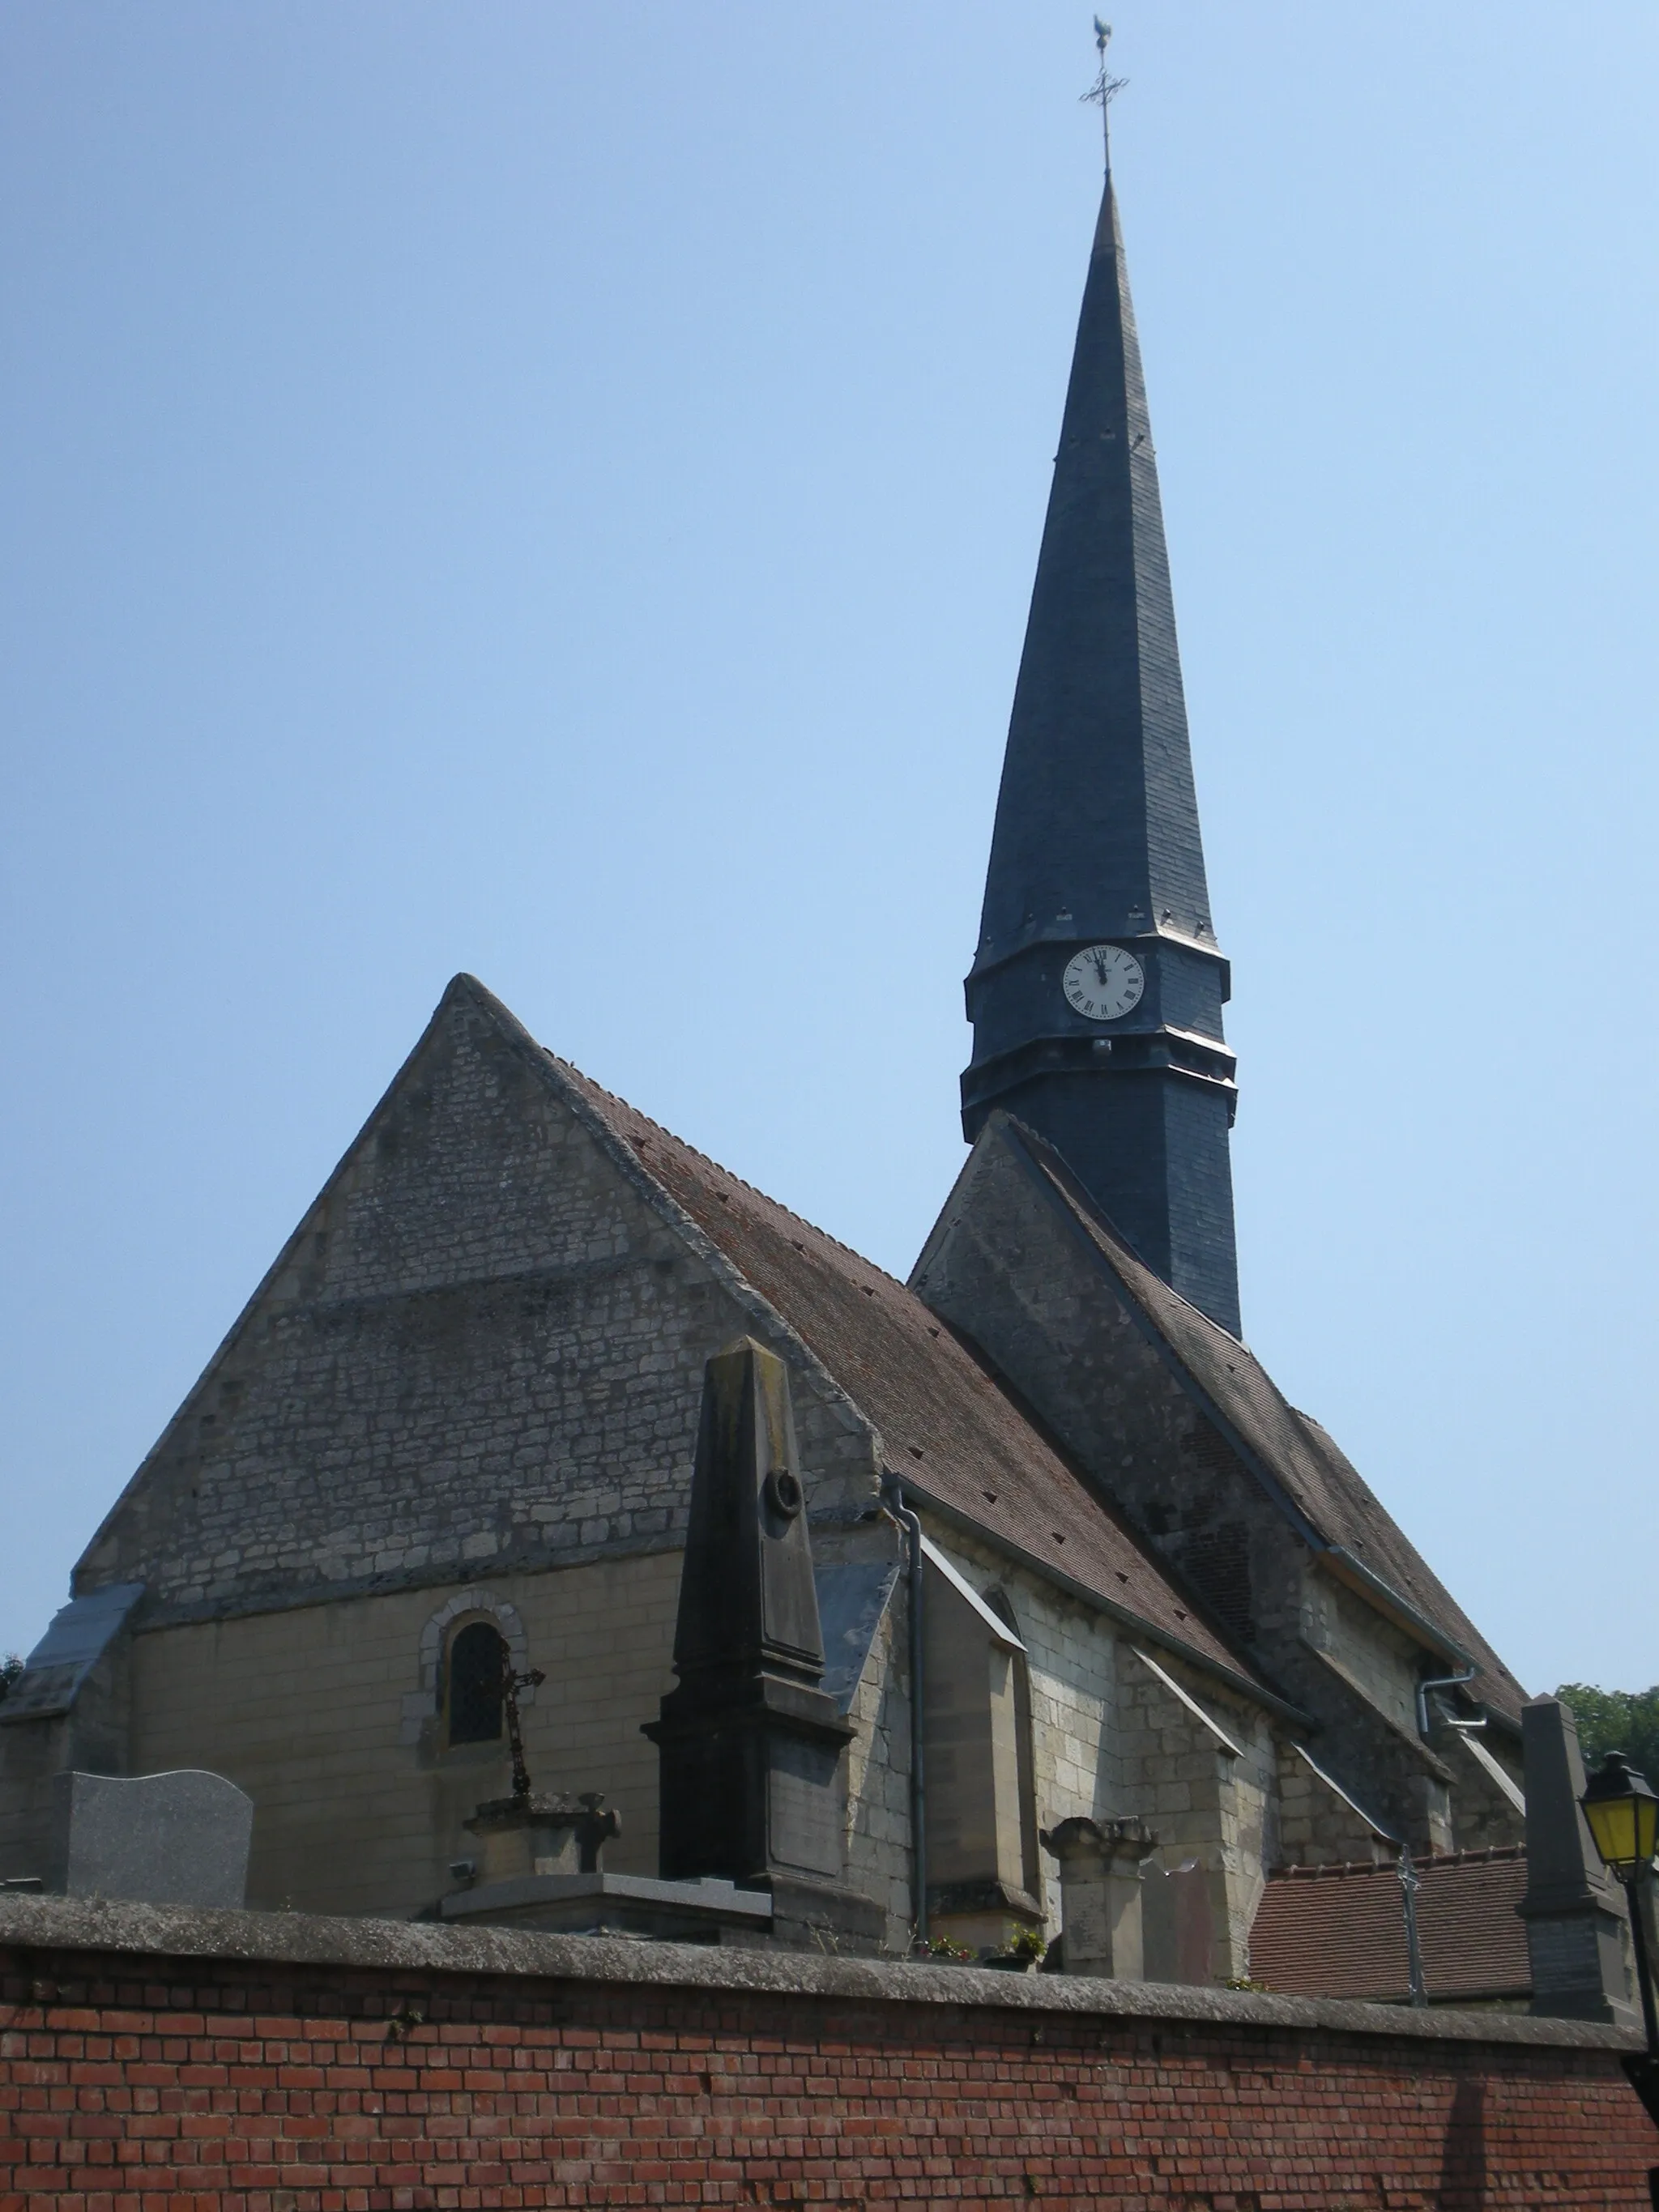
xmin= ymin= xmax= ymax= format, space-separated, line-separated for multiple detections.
xmin=0 ymin=1894 xmax=1642 ymax=2055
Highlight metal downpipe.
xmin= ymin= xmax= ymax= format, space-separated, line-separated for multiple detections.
xmin=884 ymin=1478 xmax=927 ymax=1946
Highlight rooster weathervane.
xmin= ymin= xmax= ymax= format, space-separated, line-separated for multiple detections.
xmin=1081 ymin=19 xmax=1128 ymax=157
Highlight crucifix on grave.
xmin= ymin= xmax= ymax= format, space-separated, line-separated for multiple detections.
xmin=501 ymin=1649 xmax=547 ymax=1805
xmin=454 ymin=1648 xmax=620 ymax=1889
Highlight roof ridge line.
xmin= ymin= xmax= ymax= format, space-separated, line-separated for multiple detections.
xmin=521 ymin=1045 xmax=887 ymax=1468
xmin=546 ymin=1052 xmax=914 ymax=1289
xmin=1272 ymin=1843 xmax=1528 ymax=1882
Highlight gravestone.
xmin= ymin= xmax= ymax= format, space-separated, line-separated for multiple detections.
xmin=1042 ymin=1815 xmax=1158 ymax=1978
xmin=644 ymin=1338 xmax=884 ymax=1953
xmin=51 ymin=1769 xmax=253 ymax=1907
xmin=462 ymin=1791 xmax=619 ymax=1882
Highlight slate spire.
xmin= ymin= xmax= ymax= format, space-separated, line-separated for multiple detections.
xmin=961 ymin=137 xmax=1241 ymax=1336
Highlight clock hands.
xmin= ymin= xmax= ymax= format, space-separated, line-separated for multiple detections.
xmin=1064 ymin=944 xmax=1145 ymax=1021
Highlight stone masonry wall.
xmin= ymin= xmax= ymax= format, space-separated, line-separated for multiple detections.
xmin=912 ymin=1128 xmax=1506 ymax=1858
xmin=1274 ymin=1742 xmax=1393 ymax=1869
xmin=116 ymin=1547 xmax=914 ymax=1938
xmin=838 ymin=1578 xmax=914 ymax=1948
xmin=924 ymin=1527 xmax=1117 ymax=1946
xmin=1115 ymin=1652 xmax=1276 ymax=1983
xmin=74 ymin=981 xmax=882 ymax=1621
xmin=0 ymin=1644 xmax=130 ymax=1900
xmin=1299 ymin=1570 xmax=1424 ymax=1745
xmin=122 ymin=1554 xmax=682 ymax=1919
xmin=919 ymin=1528 xmax=1280 ymax=1980
xmin=2 ymin=1901 xmax=1656 ymax=2210
xmin=5 ymin=979 xmax=913 ymax=1924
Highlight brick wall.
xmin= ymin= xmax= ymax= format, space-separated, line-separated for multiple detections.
xmin=2 ymin=1900 xmax=1655 ymax=2210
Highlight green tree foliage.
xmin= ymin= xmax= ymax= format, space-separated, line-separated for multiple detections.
xmin=0 ymin=1654 xmax=21 ymax=1702
xmin=1556 ymin=1684 xmax=1659 ymax=1784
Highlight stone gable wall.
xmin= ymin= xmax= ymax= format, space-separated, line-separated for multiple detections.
xmin=1300 ymin=1568 xmax=1424 ymax=1742
xmin=1115 ymin=1651 xmax=1276 ymax=1983
xmin=75 ymin=987 xmax=882 ymax=1622
xmin=2 ymin=1905 xmax=1654 ymax=2210
xmin=1438 ymin=1724 xmax=1532 ymax=1855
xmin=1275 ymin=1741 xmax=1394 ymax=1869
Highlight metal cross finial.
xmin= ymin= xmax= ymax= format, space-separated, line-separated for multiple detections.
xmin=1081 ymin=18 xmax=1128 ymax=160
xmin=1397 ymin=1846 xmax=1430 ymax=2007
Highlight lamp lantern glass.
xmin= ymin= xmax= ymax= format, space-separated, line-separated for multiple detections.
xmin=1580 ymin=1751 xmax=1659 ymax=1877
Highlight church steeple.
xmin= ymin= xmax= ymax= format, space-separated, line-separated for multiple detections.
xmin=962 ymin=129 xmax=1241 ymax=1336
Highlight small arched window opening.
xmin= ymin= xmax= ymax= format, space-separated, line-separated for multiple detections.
xmin=444 ymin=1618 xmax=507 ymax=1746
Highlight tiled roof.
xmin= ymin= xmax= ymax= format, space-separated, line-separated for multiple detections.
xmin=1248 ymin=1848 xmax=1530 ymax=2005
xmin=552 ymin=1059 xmax=1264 ymax=1691
xmin=1010 ymin=1127 xmax=1525 ymax=1725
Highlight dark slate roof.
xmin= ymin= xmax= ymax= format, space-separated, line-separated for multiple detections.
xmin=0 ymin=1583 xmax=144 ymax=1724
xmin=1248 ymin=1848 xmax=1531 ymax=2006
xmin=550 ymin=1056 xmax=1265 ymax=1692
xmin=973 ymin=168 xmax=1213 ymax=971
xmin=1006 ymin=1121 xmax=1526 ymax=1725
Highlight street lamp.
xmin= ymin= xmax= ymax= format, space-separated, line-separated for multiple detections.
xmin=1580 ymin=1750 xmax=1659 ymax=2058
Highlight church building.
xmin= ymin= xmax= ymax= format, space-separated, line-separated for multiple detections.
xmin=0 ymin=133 xmax=1530 ymax=1984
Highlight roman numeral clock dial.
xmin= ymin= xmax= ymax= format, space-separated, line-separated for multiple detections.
xmin=1062 ymin=943 xmax=1145 ymax=1022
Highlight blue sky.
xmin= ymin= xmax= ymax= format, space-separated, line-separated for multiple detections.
xmin=2 ymin=3 xmax=1655 ymax=1693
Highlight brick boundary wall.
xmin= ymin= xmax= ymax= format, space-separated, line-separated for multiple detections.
xmin=2 ymin=1899 xmax=1657 ymax=2210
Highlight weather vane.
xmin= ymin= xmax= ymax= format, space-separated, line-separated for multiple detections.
xmin=1081 ymin=18 xmax=1128 ymax=158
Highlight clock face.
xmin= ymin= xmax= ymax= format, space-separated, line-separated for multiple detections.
xmin=1063 ymin=944 xmax=1145 ymax=1022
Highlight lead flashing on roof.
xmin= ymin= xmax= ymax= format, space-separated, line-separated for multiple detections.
xmin=1319 ymin=1548 xmax=1471 ymax=1673
xmin=1290 ymin=1744 xmax=1401 ymax=1847
xmin=902 ymin=1476 xmax=1316 ymax=1734
xmin=0 ymin=1582 xmax=145 ymax=1724
xmin=1130 ymin=1646 xmax=1244 ymax=1758
xmin=1452 ymin=1728 xmax=1527 ymax=1818
xmin=920 ymin=1534 xmax=1026 ymax=1653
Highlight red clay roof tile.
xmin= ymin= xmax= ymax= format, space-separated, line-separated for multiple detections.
xmin=1248 ymin=1848 xmax=1530 ymax=2004
xmin=557 ymin=1060 xmax=1263 ymax=1690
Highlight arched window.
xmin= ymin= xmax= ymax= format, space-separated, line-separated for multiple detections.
xmin=403 ymin=1590 xmax=531 ymax=1756
xmin=444 ymin=1619 xmax=507 ymax=1746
